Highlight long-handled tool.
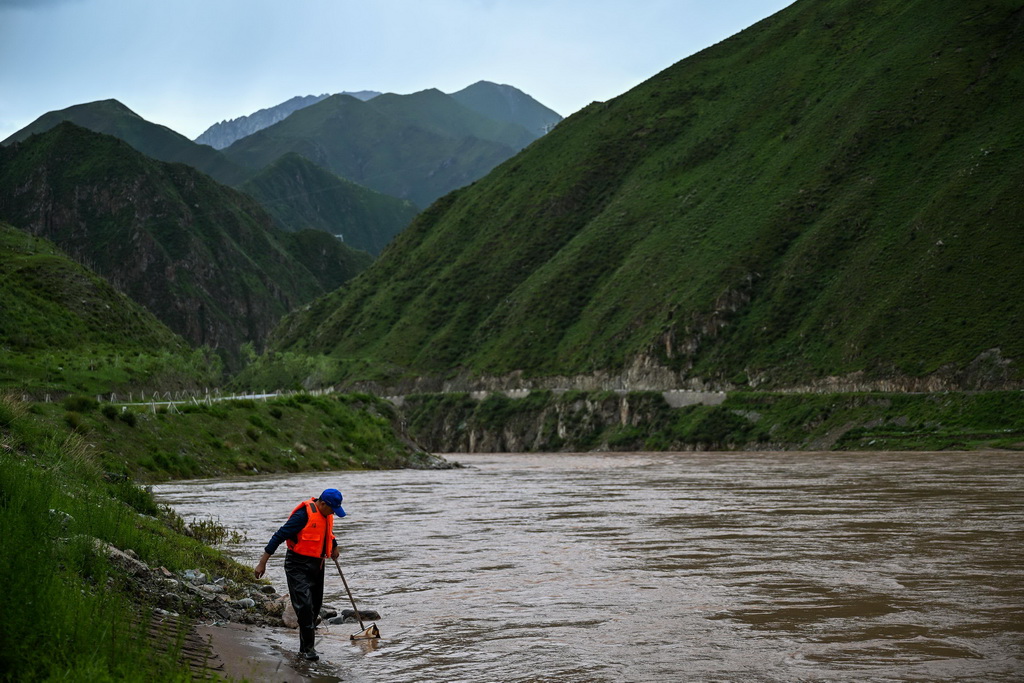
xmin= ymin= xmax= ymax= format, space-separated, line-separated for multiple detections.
xmin=333 ymin=557 xmax=381 ymax=640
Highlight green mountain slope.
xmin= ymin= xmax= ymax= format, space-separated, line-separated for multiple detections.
xmin=221 ymin=91 xmax=534 ymax=208
xmin=0 ymin=123 xmax=369 ymax=366
xmin=1 ymin=99 xmax=251 ymax=186
xmin=240 ymin=153 xmax=418 ymax=255
xmin=450 ymin=81 xmax=563 ymax=137
xmin=271 ymin=0 xmax=1024 ymax=391
xmin=0 ymin=222 xmax=222 ymax=393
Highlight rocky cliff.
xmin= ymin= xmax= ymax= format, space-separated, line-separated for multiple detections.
xmin=194 ymin=94 xmax=332 ymax=149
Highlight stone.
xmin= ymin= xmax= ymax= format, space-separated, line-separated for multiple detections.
xmin=233 ymin=598 xmax=256 ymax=609
xmin=183 ymin=569 xmax=206 ymax=584
xmin=330 ymin=609 xmax=381 ymax=624
xmin=260 ymin=585 xmax=277 ymax=595
xmin=94 ymin=539 xmax=150 ymax=576
xmin=197 ymin=583 xmax=225 ymax=594
xmin=282 ymin=597 xmax=298 ymax=628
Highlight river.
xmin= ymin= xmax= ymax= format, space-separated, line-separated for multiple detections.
xmin=154 ymin=451 xmax=1024 ymax=682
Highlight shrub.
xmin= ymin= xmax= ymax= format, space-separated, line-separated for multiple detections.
xmin=118 ymin=411 xmax=137 ymax=427
xmin=63 ymin=395 xmax=98 ymax=413
xmin=101 ymin=405 xmax=118 ymax=420
xmin=63 ymin=411 xmax=86 ymax=433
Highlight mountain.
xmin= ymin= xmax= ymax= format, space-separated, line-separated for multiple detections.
xmin=1 ymin=99 xmax=251 ymax=186
xmin=0 ymin=123 xmax=370 ymax=366
xmin=0 ymin=222 xmax=222 ymax=393
xmin=240 ymin=153 xmax=418 ymax=256
xmin=194 ymin=92 xmax=381 ymax=149
xmin=450 ymin=81 xmax=562 ymax=137
xmin=0 ymin=222 xmax=185 ymax=354
xmin=269 ymin=0 xmax=1024 ymax=392
xmin=195 ymin=94 xmax=328 ymax=149
xmin=221 ymin=89 xmax=539 ymax=208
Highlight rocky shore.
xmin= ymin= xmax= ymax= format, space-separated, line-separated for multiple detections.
xmin=99 ymin=538 xmax=380 ymax=679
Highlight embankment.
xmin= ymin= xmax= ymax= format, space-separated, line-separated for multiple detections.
xmin=398 ymin=390 xmax=1024 ymax=452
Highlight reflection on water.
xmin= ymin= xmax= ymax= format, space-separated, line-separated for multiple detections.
xmin=155 ymin=451 xmax=1024 ymax=682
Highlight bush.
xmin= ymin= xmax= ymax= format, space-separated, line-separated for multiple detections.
xmin=63 ymin=395 xmax=98 ymax=413
xmin=101 ymin=405 xmax=118 ymax=420
xmin=63 ymin=411 xmax=86 ymax=433
xmin=119 ymin=411 xmax=137 ymax=427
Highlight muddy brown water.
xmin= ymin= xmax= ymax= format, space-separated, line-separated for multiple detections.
xmin=154 ymin=451 xmax=1024 ymax=682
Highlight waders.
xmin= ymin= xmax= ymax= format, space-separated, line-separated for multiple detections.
xmin=333 ymin=558 xmax=381 ymax=640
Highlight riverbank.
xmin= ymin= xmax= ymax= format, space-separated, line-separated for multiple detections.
xmin=399 ymin=389 xmax=1024 ymax=452
xmin=0 ymin=391 xmax=378 ymax=680
xmin=198 ymin=622 xmax=316 ymax=683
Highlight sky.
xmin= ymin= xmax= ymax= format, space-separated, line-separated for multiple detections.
xmin=1 ymin=0 xmax=794 ymax=142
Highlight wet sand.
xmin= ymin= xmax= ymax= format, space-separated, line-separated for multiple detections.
xmin=196 ymin=622 xmax=314 ymax=682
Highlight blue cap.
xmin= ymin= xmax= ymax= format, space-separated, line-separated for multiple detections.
xmin=319 ymin=488 xmax=346 ymax=517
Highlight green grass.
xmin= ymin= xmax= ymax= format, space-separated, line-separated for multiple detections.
xmin=10 ymin=390 xmax=434 ymax=483
xmin=264 ymin=0 xmax=1024 ymax=391
xmin=0 ymin=394 xmax=256 ymax=681
xmin=0 ymin=222 xmax=224 ymax=395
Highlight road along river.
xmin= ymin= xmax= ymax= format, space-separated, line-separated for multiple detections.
xmin=154 ymin=451 xmax=1024 ymax=682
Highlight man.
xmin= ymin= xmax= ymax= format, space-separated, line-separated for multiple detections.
xmin=254 ymin=488 xmax=345 ymax=661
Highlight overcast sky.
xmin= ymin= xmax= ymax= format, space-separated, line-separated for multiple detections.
xmin=1 ymin=0 xmax=793 ymax=141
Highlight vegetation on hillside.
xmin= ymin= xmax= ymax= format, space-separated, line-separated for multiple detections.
xmin=29 ymin=391 xmax=443 ymax=483
xmin=0 ymin=223 xmax=220 ymax=395
xmin=0 ymin=123 xmax=370 ymax=367
xmin=241 ymin=152 xmax=419 ymax=255
xmin=267 ymin=0 xmax=1024 ymax=391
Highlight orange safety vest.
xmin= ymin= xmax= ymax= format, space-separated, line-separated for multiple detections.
xmin=285 ymin=497 xmax=335 ymax=558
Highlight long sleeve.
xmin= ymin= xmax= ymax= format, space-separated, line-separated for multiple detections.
xmin=264 ymin=506 xmax=308 ymax=555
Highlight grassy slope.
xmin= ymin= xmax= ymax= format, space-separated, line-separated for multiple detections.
xmin=241 ymin=152 xmax=419 ymax=255
xmin=26 ymin=392 xmax=438 ymax=483
xmin=0 ymin=222 xmax=220 ymax=394
xmin=271 ymin=0 xmax=1024 ymax=389
xmin=0 ymin=395 xmax=255 ymax=680
xmin=222 ymin=92 xmax=529 ymax=208
xmin=0 ymin=123 xmax=369 ymax=364
xmin=2 ymin=99 xmax=252 ymax=186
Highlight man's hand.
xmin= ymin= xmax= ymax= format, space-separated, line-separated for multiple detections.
xmin=331 ymin=546 xmax=340 ymax=561
xmin=253 ymin=552 xmax=271 ymax=579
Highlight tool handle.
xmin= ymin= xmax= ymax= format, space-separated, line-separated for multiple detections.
xmin=333 ymin=557 xmax=367 ymax=631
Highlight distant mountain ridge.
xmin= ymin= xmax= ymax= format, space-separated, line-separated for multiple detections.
xmin=222 ymin=88 xmax=544 ymax=208
xmin=450 ymin=81 xmax=562 ymax=137
xmin=1 ymin=99 xmax=251 ymax=186
xmin=194 ymin=92 xmax=381 ymax=149
xmin=269 ymin=0 xmax=1024 ymax=392
xmin=194 ymin=82 xmax=558 ymax=151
